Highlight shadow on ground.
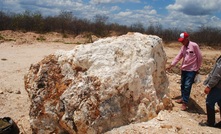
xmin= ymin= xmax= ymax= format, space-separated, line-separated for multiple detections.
xmin=188 ymin=98 xmax=206 ymax=114
xmin=172 ymin=96 xmax=206 ymax=114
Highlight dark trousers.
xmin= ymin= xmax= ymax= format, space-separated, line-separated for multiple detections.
xmin=206 ymin=87 xmax=221 ymax=110
xmin=206 ymin=87 xmax=221 ymax=126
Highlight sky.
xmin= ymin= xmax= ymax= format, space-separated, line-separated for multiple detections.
xmin=1 ymin=0 xmax=221 ymax=30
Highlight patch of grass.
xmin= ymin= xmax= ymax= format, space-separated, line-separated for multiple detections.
xmin=6 ymin=38 xmax=16 ymax=41
xmin=75 ymin=42 xmax=82 ymax=44
xmin=0 ymin=34 xmax=5 ymax=40
xmin=36 ymin=35 xmax=46 ymax=41
xmin=62 ymin=34 xmax=68 ymax=38
xmin=64 ymin=42 xmax=73 ymax=44
xmin=0 ymin=34 xmax=16 ymax=41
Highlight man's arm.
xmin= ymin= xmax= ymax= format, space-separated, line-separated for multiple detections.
xmin=206 ymin=58 xmax=221 ymax=89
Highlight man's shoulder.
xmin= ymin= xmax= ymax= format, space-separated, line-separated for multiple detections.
xmin=189 ymin=41 xmax=198 ymax=46
xmin=189 ymin=41 xmax=200 ymax=49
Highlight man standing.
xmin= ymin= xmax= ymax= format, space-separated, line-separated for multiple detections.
xmin=167 ymin=32 xmax=202 ymax=111
xmin=200 ymin=56 xmax=221 ymax=128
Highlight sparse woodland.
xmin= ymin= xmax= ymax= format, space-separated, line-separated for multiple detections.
xmin=1 ymin=10 xmax=221 ymax=45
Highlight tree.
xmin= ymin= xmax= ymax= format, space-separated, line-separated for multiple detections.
xmin=92 ymin=14 xmax=109 ymax=37
xmin=130 ymin=22 xmax=145 ymax=33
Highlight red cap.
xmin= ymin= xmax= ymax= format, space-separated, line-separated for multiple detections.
xmin=178 ymin=32 xmax=189 ymax=42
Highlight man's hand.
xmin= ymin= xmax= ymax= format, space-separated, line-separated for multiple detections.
xmin=166 ymin=65 xmax=172 ymax=71
xmin=204 ymin=87 xmax=211 ymax=94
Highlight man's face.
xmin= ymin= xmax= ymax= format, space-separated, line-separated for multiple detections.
xmin=181 ymin=38 xmax=189 ymax=46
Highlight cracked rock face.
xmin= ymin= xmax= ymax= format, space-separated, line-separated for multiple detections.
xmin=24 ymin=33 xmax=172 ymax=134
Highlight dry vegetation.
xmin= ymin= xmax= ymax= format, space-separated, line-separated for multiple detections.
xmin=1 ymin=10 xmax=221 ymax=45
xmin=0 ymin=30 xmax=221 ymax=134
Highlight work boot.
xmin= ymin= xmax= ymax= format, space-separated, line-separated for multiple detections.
xmin=199 ymin=104 xmax=215 ymax=127
xmin=214 ymin=121 xmax=221 ymax=128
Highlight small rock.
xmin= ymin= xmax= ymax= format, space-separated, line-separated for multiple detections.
xmin=6 ymin=89 xmax=13 ymax=93
xmin=1 ymin=58 xmax=7 ymax=61
xmin=15 ymin=90 xmax=21 ymax=94
xmin=160 ymin=124 xmax=172 ymax=128
xmin=175 ymin=125 xmax=182 ymax=131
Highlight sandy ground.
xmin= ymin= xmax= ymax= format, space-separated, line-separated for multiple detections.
xmin=1 ymin=31 xmax=221 ymax=133
xmin=0 ymin=41 xmax=77 ymax=133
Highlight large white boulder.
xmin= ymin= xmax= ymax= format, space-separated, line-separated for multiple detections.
xmin=24 ymin=32 xmax=172 ymax=134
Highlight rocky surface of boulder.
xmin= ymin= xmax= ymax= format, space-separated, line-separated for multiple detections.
xmin=24 ymin=33 xmax=172 ymax=133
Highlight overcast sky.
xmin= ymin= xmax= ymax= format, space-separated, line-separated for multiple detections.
xmin=1 ymin=0 xmax=221 ymax=30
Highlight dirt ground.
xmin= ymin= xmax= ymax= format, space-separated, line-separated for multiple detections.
xmin=0 ymin=31 xmax=221 ymax=134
